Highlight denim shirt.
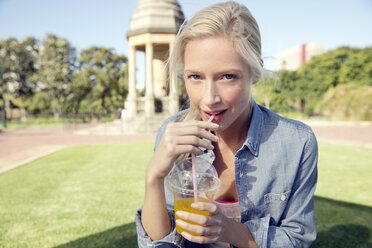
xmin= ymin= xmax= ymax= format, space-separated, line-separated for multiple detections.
xmin=135 ymin=101 xmax=318 ymax=248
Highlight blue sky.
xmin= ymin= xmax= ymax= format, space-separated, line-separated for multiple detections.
xmin=1 ymin=0 xmax=371 ymax=86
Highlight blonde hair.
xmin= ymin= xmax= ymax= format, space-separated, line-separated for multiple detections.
xmin=168 ymin=1 xmax=263 ymax=122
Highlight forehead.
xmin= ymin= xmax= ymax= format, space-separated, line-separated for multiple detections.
xmin=183 ymin=35 xmax=248 ymax=71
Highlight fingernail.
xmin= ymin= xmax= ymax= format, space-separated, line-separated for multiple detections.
xmin=208 ymin=144 xmax=214 ymax=150
xmin=176 ymin=211 xmax=184 ymax=218
xmin=213 ymin=135 xmax=219 ymax=141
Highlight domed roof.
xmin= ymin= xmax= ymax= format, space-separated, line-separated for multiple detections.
xmin=127 ymin=0 xmax=185 ymax=38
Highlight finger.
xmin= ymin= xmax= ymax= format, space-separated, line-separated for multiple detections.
xmin=158 ymin=137 xmax=202 ymax=159
xmin=191 ymin=202 xmax=218 ymax=215
xmin=173 ymin=145 xmax=204 ymax=156
xmin=172 ymin=124 xmax=219 ymax=140
xmin=166 ymin=122 xmax=219 ymax=142
xmin=182 ymin=232 xmax=219 ymax=244
xmin=176 ymin=219 xmax=221 ymax=236
xmin=167 ymin=120 xmax=218 ymax=131
xmin=177 ymin=210 xmax=221 ymax=226
xmin=188 ymin=120 xmax=219 ymax=131
xmin=175 ymin=136 xmax=215 ymax=150
xmin=199 ymin=129 xmax=219 ymax=143
xmin=181 ymin=231 xmax=219 ymax=244
xmin=181 ymin=126 xmax=218 ymax=143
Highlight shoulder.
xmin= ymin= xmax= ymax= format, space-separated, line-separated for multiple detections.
xmin=255 ymin=105 xmax=318 ymax=170
xmin=158 ymin=109 xmax=189 ymax=134
xmin=154 ymin=109 xmax=189 ymax=149
xmin=257 ymin=104 xmax=317 ymax=152
xmin=163 ymin=109 xmax=189 ymax=126
xmin=259 ymin=104 xmax=314 ymax=135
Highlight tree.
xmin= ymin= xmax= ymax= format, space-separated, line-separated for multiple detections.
xmin=33 ymin=34 xmax=76 ymax=118
xmin=64 ymin=46 xmax=128 ymax=116
xmin=339 ymin=47 xmax=372 ymax=86
xmin=254 ymin=70 xmax=299 ymax=113
xmin=0 ymin=37 xmax=39 ymax=120
xmin=0 ymin=38 xmax=18 ymax=118
xmin=252 ymin=76 xmax=277 ymax=109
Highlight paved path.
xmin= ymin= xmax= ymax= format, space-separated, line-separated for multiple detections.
xmin=0 ymin=123 xmax=156 ymax=173
xmin=305 ymin=121 xmax=372 ymax=148
xmin=0 ymin=121 xmax=371 ymax=173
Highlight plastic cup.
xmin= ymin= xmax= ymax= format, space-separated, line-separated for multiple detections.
xmin=168 ymin=156 xmax=220 ymax=235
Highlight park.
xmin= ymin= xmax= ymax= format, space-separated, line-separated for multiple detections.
xmin=0 ymin=125 xmax=371 ymax=247
xmin=1 ymin=0 xmax=372 ymax=247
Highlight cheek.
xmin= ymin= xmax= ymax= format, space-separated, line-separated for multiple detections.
xmin=225 ymin=84 xmax=251 ymax=106
xmin=185 ymin=82 xmax=201 ymax=104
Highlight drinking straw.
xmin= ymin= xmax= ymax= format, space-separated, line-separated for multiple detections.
xmin=191 ymin=114 xmax=215 ymax=202
xmin=191 ymin=154 xmax=198 ymax=202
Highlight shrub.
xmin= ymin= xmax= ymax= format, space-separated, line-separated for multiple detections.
xmin=317 ymin=84 xmax=372 ymax=121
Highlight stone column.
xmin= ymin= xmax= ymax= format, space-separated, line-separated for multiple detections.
xmin=169 ymin=41 xmax=179 ymax=115
xmin=145 ymin=42 xmax=155 ymax=117
xmin=169 ymin=41 xmax=174 ymax=54
xmin=125 ymin=44 xmax=137 ymax=118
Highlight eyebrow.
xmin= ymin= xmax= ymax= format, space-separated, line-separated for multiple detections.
xmin=184 ymin=69 xmax=243 ymax=74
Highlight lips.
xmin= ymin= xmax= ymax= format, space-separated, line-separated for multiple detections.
xmin=204 ymin=109 xmax=227 ymax=121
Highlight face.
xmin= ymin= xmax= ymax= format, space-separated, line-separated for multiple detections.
xmin=184 ymin=35 xmax=252 ymax=133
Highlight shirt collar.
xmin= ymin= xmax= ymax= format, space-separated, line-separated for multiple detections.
xmin=243 ymin=100 xmax=263 ymax=157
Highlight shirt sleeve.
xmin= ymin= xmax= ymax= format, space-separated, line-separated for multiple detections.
xmin=135 ymin=205 xmax=185 ymax=248
xmin=243 ymin=131 xmax=318 ymax=248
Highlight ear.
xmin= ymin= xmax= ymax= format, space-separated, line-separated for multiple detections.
xmin=251 ymin=73 xmax=260 ymax=85
xmin=259 ymin=58 xmax=264 ymax=67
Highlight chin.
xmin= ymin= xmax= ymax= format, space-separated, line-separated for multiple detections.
xmin=215 ymin=123 xmax=226 ymax=133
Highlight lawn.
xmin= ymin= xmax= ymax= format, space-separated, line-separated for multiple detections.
xmin=0 ymin=143 xmax=153 ymax=248
xmin=0 ymin=142 xmax=371 ymax=247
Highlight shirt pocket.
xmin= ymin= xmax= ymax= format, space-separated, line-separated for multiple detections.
xmin=264 ymin=191 xmax=291 ymax=205
xmin=262 ymin=190 xmax=291 ymax=224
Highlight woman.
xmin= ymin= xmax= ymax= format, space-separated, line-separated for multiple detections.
xmin=135 ymin=1 xmax=318 ymax=247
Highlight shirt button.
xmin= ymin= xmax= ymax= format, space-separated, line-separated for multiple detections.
xmin=280 ymin=195 xmax=286 ymax=201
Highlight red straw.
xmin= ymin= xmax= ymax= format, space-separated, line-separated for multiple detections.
xmin=208 ymin=115 xmax=215 ymax=122
xmin=191 ymin=115 xmax=215 ymax=202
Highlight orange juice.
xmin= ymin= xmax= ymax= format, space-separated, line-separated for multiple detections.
xmin=174 ymin=198 xmax=211 ymax=236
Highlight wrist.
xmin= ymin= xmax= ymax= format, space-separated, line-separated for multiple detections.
xmin=146 ymin=169 xmax=165 ymax=186
xmin=146 ymin=151 xmax=174 ymax=182
xmin=226 ymin=220 xmax=258 ymax=248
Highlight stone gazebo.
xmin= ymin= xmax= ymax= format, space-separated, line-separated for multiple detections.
xmin=123 ymin=0 xmax=185 ymax=133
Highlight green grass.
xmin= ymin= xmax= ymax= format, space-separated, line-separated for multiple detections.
xmin=315 ymin=143 xmax=372 ymax=207
xmin=0 ymin=141 xmax=371 ymax=247
xmin=0 ymin=142 xmax=153 ymax=248
xmin=312 ymin=143 xmax=372 ymax=248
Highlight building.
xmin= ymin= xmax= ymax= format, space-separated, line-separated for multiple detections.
xmin=117 ymin=0 xmax=185 ymax=134
xmin=277 ymin=43 xmax=325 ymax=71
xmin=125 ymin=0 xmax=185 ymax=119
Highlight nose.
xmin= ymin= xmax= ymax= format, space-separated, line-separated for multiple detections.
xmin=202 ymin=80 xmax=221 ymax=107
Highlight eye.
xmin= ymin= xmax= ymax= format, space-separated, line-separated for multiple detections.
xmin=187 ymin=74 xmax=201 ymax=80
xmin=223 ymin=74 xmax=236 ymax=80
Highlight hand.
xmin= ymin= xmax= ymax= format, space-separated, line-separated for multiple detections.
xmin=147 ymin=120 xmax=219 ymax=181
xmin=175 ymin=201 xmax=232 ymax=244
